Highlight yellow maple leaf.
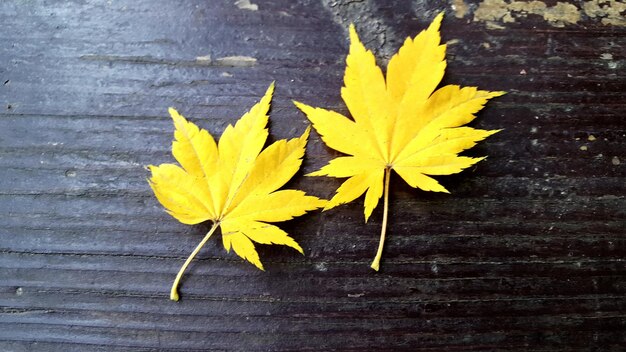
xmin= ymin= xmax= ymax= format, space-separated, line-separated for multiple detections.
xmin=294 ymin=14 xmax=504 ymax=271
xmin=149 ymin=83 xmax=326 ymax=300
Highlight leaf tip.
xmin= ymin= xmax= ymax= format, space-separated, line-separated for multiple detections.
xmin=294 ymin=244 xmax=305 ymax=255
xmin=168 ymin=107 xmax=184 ymax=122
xmin=434 ymin=184 xmax=451 ymax=194
xmin=348 ymin=23 xmax=359 ymax=43
xmin=301 ymin=125 xmax=311 ymax=141
xmin=306 ymin=170 xmax=323 ymax=177
xmin=292 ymin=100 xmax=309 ymax=113
xmin=432 ymin=11 xmax=445 ymax=28
xmin=424 ymin=11 xmax=444 ymax=35
xmin=363 ymin=207 xmax=374 ymax=223
xmin=264 ymin=81 xmax=275 ymax=99
xmin=348 ymin=23 xmax=356 ymax=33
xmin=475 ymin=156 xmax=488 ymax=163
xmin=321 ymin=204 xmax=334 ymax=212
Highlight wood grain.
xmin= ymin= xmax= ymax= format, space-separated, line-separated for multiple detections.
xmin=1 ymin=0 xmax=624 ymax=350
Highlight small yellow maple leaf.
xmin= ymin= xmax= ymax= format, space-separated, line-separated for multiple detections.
xmin=294 ymin=13 xmax=505 ymax=271
xmin=149 ymin=83 xmax=326 ymax=300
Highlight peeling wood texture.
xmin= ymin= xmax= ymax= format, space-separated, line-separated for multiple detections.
xmin=1 ymin=0 xmax=625 ymax=351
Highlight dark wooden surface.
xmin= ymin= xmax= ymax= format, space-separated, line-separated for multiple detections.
xmin=1 ymin=0 xmax=625 ymax=351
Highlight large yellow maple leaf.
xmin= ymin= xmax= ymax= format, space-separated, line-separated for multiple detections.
xmin=295 ymin=14 xmax=504 ymax=271
xmin=149 ymin=83 xmax=326 ymax=300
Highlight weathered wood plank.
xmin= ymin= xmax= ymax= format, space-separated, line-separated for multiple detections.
xmin=0 ymin=0 xmax=624 ymax=350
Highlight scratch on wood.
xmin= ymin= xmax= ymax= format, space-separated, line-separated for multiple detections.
xmin=80 ymin=54 xmax=257 ymax=67
xmin=0 ymin=307 xmax=54 ymax=315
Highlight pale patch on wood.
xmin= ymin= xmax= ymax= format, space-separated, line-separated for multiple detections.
xmin=235 ymin=0 xmax=258 ymax=11
xmin=214 ymin=56 xmax=257 ymax=67
xmin=195 ymin=55 xmax=212 ymax=62
xmin=451 ymin=0 xmax=469 ymax=19
xmin=600 ymin=53 xmax=613 ymax=60
xmin=472 ymin=0 xmax=625 ymax=28
xmin=542 ymin=2 xmax=581 ymax=27
xmin=583 ymin=0 xmax=626 ymax=26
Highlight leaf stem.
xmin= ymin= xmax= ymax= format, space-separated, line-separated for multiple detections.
xmin=170 ymin=222 xmax=219 ymax=301
xmin=371 ymin=167 xmax=391 ymax=271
